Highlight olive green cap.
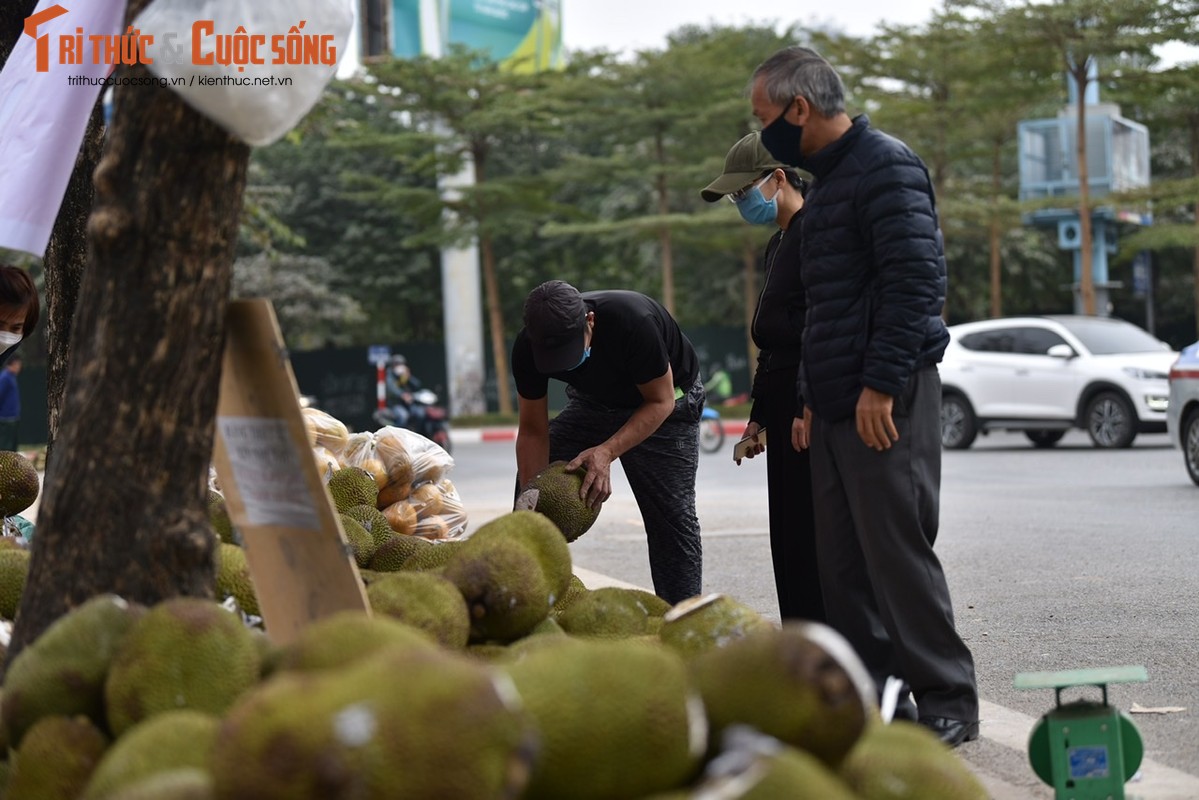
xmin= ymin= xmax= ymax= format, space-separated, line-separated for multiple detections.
xmin=700 ymin=132 xmax=785 ymax=202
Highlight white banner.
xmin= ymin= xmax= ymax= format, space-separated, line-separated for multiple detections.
xmin=0 ymin=0 xmax=125 ymax=257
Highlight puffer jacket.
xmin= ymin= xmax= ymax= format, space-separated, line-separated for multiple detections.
xmin=797 ymin=115 xmax=949 ymax=423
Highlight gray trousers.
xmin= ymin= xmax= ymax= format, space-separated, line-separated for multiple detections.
xmin=549 ymin=380 xmax=704 ymax=604
xmin=809 ymin=367 xmax=978 ymax=722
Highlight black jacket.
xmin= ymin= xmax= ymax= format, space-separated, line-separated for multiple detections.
xmin=749 ymin=210 xmax=805 ymax=426
xmin=797 ymin=115 xmax=949 ymax=422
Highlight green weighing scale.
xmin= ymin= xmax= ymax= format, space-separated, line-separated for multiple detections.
xmin=1015 ymin=665 xmax=1147 ymax=800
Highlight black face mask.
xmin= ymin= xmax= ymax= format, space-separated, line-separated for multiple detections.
xmin=760 ymin=102 xmax=804 ymax=167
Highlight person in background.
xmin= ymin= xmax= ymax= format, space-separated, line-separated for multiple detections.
xmin=0 ymin=354 xmax=20 ymax=451
xmin=748 ymin=46 xmax=978 ymax=746
xmin=384 ymin=354 xmax=425 ymax=431
xmin=702 ymin=363 xmax=733 ymax=405
xmin=512 ymin=280 xmax=704 ymax=604
xmin=701 ymin=131 xmax=824 ymax=624
xmin=0 ymin=265 xmax=39 ymax=367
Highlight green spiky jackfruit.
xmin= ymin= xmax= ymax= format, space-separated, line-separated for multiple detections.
xmin=840 ymin=720 xmax=988 ymax=799
xmin=0 ymin=451 xmax=39 ymax=517
xmin=399 ymin=539 xmax=463 ymax=572
xmin=689 ymin=622 xmax=875 ymax=768
xmin=214 ymin=543 xmax=258 ymax=616
xmin=502 ymin=637 xmax=706 ymax=800
xmin=343 ymin=504 xmax=394 ymax=550
xmin=274 ymin=610 xmax=439 ymax=673
xmin=103 ymin=769 xmax=214 ymax=800
xmin=82 ymin=710 xmax=220 ymax=800
xmin=207 ymin=490 xmax=235 ymax=544
xmin=0 ymin=547 xmax=29 ymax=620
xmin=212 ymin=646 xmax=537 ymax=799
xmin=103 ymin=598 xmax=261 ymax=736
xmin=368 ymin=533 xmax=431 ymax=571
xmin=6 ymin=715 xmax=109 ymax=800
xmin=339 ymin=514 xmax=377 ymax=567
xmin=365 ymin=571 xmax=471 ymax=649
xmin=550 ymin=573 xmax=588 ymax=614
xmin=2 ymin=594 xmax=145 ymax=746
xmin=521 ymin=461 xmax=599 ymax=542
xmin=692 ymin=727 xmax=859 ymax=799
xmin=659 ymin=593 xmax=773 ymax=658
xmin=554 ymin=586 xmax=657 ymax=638
xmin=327 ymin=467 xmax=379 ymax=513
xmin=442 ymin=511 xmax=572 ymax=643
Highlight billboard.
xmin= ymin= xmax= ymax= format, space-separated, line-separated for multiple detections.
xmin=380 ymin=0 xmax=562 ymax=71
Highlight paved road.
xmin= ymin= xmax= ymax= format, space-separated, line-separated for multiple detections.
xmin=446 ymin=428 xmax=1199 ymax=799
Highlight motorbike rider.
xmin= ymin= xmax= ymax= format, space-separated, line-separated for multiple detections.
xmin=385 ymin=355 xmax=426 ymax=432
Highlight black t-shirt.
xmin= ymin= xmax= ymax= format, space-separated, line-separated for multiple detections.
xmin=512 ymin=290 xmax=699 ymax=409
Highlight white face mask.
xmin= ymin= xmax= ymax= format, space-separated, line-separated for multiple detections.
xmin=0 ymin=332 xmax=21 ymax=349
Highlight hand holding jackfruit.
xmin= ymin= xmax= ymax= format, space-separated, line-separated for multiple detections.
xmin=517 ymin=461 xmax=599 ymax=542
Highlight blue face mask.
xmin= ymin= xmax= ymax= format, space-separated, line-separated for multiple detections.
xmin=567 ymin=347 xmax=591 ymax=371
xmin=733 ymin=176 xmax=778 ymax=226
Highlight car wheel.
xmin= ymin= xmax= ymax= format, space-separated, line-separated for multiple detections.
xmin=940 ymin=393 xmax=977 ymax=450
xmin=1025 ymin=430 xmax=1065 ymax=448
xmin=1084 ymin=391 xmax=1136 ymax=449
xmin=1184 ymin=408 xmax=1199 ymax=487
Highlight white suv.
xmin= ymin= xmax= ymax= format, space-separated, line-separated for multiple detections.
xmin=939 ymin=315 xmax=1176 ymax=450
xmin=1166 ymin=340 xmax=1199 ymax=485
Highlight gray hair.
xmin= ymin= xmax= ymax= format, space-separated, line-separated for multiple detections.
xmin=750 ymin=46 xmax=846 ymax=118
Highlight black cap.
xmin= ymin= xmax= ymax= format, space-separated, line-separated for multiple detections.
xmin=524 ymin=280 xmax=587 ymax=373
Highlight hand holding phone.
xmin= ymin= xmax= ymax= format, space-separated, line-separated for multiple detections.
xmin=733 ymin=428 xmax=766 ymax=464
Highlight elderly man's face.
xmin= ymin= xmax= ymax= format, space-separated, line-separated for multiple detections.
xmin=750 ymin=76 xmax=795 ymax=129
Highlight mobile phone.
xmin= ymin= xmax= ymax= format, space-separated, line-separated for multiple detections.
xmin=733 ymin=429 xmax=765 ymax=462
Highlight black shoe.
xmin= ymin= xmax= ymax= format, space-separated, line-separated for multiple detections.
xmin=918 ymin=716 xmax=980 ymax=748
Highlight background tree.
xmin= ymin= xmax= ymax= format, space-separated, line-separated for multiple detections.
xmin=7 ymin=0 xmax=250 ymax=664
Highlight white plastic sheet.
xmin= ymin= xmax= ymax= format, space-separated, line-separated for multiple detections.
xmin=135 ymin=0 xmax=354 ymax=146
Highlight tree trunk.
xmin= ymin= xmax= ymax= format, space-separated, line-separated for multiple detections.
xmin=6 ymin=0 xmax=250 ymax=667
xmin=1073 ymin=61 xmax=1096 ymax=316
xmin=472 ymin=146 xmax=513 ymax=416
xmin=741 ymin=240 xmax=759 ymax=373
xmin=654 ymin=130 xmax=675 ymax=315
xmin=1191 ymin=116 xmax=1199 ymax=339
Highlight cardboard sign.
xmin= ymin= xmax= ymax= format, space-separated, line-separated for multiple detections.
xmin=211 ymin=299 xmax=368 ymax=644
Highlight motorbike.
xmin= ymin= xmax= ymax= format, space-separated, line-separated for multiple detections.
xmin=372 ymin=388 xmax=453 ymax=454
xmin=698 ymin=405 xmax=725 ymax=454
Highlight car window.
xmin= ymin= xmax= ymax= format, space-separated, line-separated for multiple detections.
xmin=958 ymin=330 xmax=1016 ymax=352
xmin=1014 ymin=327 xmax=1069 ymax=355
xmin=1055 ymin=318 xmax=1166 ymax=355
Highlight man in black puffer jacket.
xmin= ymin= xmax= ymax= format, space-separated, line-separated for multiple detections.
xmin=747 ymin=46 xmax=979 ymax=748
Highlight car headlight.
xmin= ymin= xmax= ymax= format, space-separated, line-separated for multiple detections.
xmin=1123 ymin=366 xmax=1169 ymax=381
xmin=1145 ymin=395 xmax=1169 ymax=412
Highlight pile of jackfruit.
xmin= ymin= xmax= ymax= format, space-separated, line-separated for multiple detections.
xmin=0 ymin=504 xmax=988 ymax=800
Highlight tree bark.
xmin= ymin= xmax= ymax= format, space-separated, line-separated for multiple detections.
xmin=472 ymin=145 xmax=513 ymax=416
xmin=989 ymin=142 xmax=1003 ymax=319
xmin=654 ymin=130 xmax=675 ymax=316
xmin=1191 ymin=116 xmax=1199 ymax=339
xmin=6 ymin=0 xmax=250 ymax=667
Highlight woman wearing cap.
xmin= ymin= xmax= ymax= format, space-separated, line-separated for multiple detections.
xmin=701 ymin=132 xmax=823 ymax=623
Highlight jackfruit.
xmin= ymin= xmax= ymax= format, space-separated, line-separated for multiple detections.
xmin=82 ymin=710 xmax=220 ymax=800
xmin=0 ymin=451 xmax=39 ymax=517
xmin=365 ymin=571 xmax=471 ymax=649
xmin=214 ymin=542 xmax=258 ymax=616
xmin=551 ymin=573 xmax=589 ymax=614
xmin=211 ymin=645 xmax=537 ymax=800
xmin=103 ymin=769 xmax=214 ymax=800
xmin=104 ymin=598 xmax=261 ymax=736
xmin=274 ymin=609 xmax=439 ymax=672
xmin=519 ymin=461 xmax=600 ymax=542
xmin=400 ymin=539 xmax=464 ymax=572
xmin=659 ymin=593 xmax=773 ymax=659
xmin=554 ymin=586 xmax=656 ymax=638
xmin=689 ymin=621 xmax=875 ymax=768
xmin=6 ymin=715 xmax=109 ymax=800
xmin=688 ymin=725 xmax=859 ymax=799
xmin=0 ymin=547 xmax=29 ymax=619
xmin=502 ymin=637 xmax=707 ymax=799
xmin=368 ymin=532 xmax=430 ymax=571
xmin=339 ymin=514 xmax=376 ymax=567
xmin=2 ymin=594 xmax=145 ymax=746
xmin=442 ymin=511 xmax=571 ymax=642
xmin=206 ymin=490 xmax=235 ymax=544
xmin=840 ymin=719 xmax=988 ymax=799
xmin=343 ymin=504 xmax=394 ymax=550
xmin=327 ymin=467 xmax=379 ymax=512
